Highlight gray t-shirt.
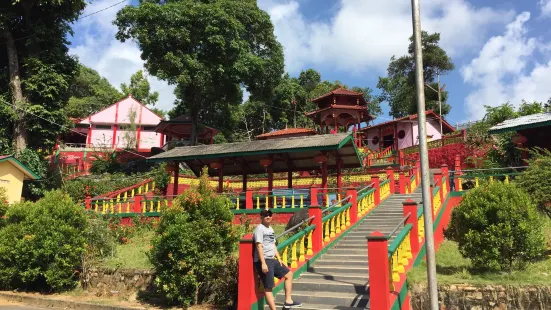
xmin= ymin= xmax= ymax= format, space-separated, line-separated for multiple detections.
xmin=253 ymin=224 xmax=275 ymax=262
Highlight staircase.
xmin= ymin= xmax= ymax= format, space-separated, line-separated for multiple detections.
xmin=273 ymin=190 xmax=424 ymax=309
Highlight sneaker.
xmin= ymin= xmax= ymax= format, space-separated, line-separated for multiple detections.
xmin=283 ymin=301 xmax=302 ymax=308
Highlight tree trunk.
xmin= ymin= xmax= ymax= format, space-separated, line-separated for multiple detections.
xmin=3 ymin=27 xmax=28 ymax=153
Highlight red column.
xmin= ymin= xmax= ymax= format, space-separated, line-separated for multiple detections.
xmin=441 ymin=164 xmax=449 ymax=194
xmin=372 ymin=176 xmax=380 ymax=205
xmin=434 ymin=171 xmax=443 ymax=205
xmin=237 ymin=234 xmax=256 ymax=310
xmin=245 ymin=190 xmax=253 ymax=209
xmin=321 ymin=161 xmax=328 ymax=202
xmin=399 ymin=172 xmax=406 ymax=194
xmin=310 ymin=187 xmax=319 ymax=207
xmin=160 ymin=133 xmax=165 ymax=147
xmin=111 ymin=124 xmax=118 ymax=148
xmin=403 ymin=199 xmax=420 ymax=256
xmin=173 ymin=162 xmax=179 ymax=196
xmin=308 ymin=205 xmax=323 ymax=254
xmin=87 ymin=123 xmax=93 ymax=145
xmin=386 ymin=167 xmax=395 ymax=194
xmin=367 ymin=232 xmax=390 ymax=310
xmin=218 ymin=167 xmax=224 ymax=193
xmin=336 ymin=159 xmax=342 ymax=189
xmin=454 ymin=155 xmax=461 ymax=191
xmin=85 ymin=196 xmax=91 ymax=210
xmin=399 ymin=150 xmax=405 ymax=166
xmin=133 ymin=195 xmax=143 ymax=213
xmin=346 ymin=188 xmax=358 ymax=224
xmin=136 ymin=126 xmax=142 ymax=150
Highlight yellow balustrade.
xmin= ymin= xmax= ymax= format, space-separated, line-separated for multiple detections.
xmin=235 ymin=196 xmax=240 ymax=210
xmin=489 ymin=176 xmax=494 ymax=184
xmin=335 ymin=215 xmax=341 ymax=234
xmin=152 ymin=181 xmax=156 ymax=190
xmin=325 ymin=194 xmax=329 ymax=207
xmin=265 ymin=195 xmax=268 ymax=209
xmin=273 ymin=196 xmax=277 ymax=208
xmin=138 ymin=186 xmax=143 ymax=195
xmin=131 ymin=188 xmax=135 ymax=197
xmin=142 ymin=201 xmax=146 ymax=213
xmin=282 ymin=247 xmax=288 ymax=266
xmin=291 ymin=240 xmax=298 ymax=268
xmin=94 ymin=201 xmax=99 ymax=212
xmin=391 ymin=252 xmax=400 ymax=282
xmin=282 ymin=196 xmax=286 ymax=208
xmin=346 ymin=208 xmax=351 ymax=226
xmin=101 ymin=201 xmax=106 ymax=214
xmin=299 ymin=235 xmax=306 ymax=262
xmin=157 ymin=200 xmax=162 ymax=212
xmin=150 ymin=201 xmax=155 ymax=212
xmin=256 ymin=196 xmax=260 ymax=209
xmin=330 ymin=217 xmax=336 ymax=237
xmin=505 ymin=175 xmax=510 ymax=184
xmin=475 ymin=177 xmax=479 ymax=188
xmin=418 ymin=215 xmax=425 ymax=243
xmin=307 ymin=231 xmax=313 ymax=255
xmin=323 ymin=221 xmax=330 ymax=243
xmin=432 ymin=189 xmax=441 ymax=217
xmin=291 ymin=196 xmax=295 ymax=208
xmin=145 ymin=183 xmax=149 ymax=193
xmin=300 ymin=195 xmax=304 ymax=208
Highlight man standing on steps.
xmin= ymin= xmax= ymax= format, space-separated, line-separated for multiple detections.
xmin=254 ymin=209 xmax=302 ymax=309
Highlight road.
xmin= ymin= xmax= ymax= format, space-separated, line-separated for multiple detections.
xmin=0 ymin=298 xmax=50 ymax=310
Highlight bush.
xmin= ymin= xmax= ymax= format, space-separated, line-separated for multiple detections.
xmin=516 ymin=148 xmax=551 ymax=218
xmin=62 ymin=173 xmax=146 ymax=202
xmin=445 ymin=182 xmax=546 ymax=271
xmin=149 ymin=167 xmax=238 ymax=307
xmin=0 ymin=191 xmax=87 ymax=291
xmin=152 ymin=163 xmax=171 ymax=194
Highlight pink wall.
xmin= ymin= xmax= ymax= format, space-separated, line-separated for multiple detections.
xmin=363 ymin=119 xmax=443 ymax=151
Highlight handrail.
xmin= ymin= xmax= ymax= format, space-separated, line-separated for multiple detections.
xmin=322 ymin=202 xmax=352 ymax=222
xmin=322 ymin=195 xmax=351 ymax=214
xmin=357 ymin=183 xmax=375 ymax=195
xmin=276 ymin=225 xmax=315 ymax=250
xmin=432 ymin=186 xmax=440 ymax=196
xmin=458 ymin=166 xmax=528 ymax=173
xmin=276 ymin=216 xmax=315 ymax=240
xmin=388 ymin=224 xmax=413 ymax=256
xmin=387 ymin=213 xmax=411 ymax=240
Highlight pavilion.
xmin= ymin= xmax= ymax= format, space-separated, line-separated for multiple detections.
xmin=154 ymin=115 xmax=220 ymax=149
xmin=489 ymin=112 xmax=551 ymax=157
xmin=147 ymin=133 xmax=362 ymax=194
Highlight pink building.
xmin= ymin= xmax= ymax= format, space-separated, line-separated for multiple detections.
xmin=63 ymin=95 xmax=164 ymax=152
xmin=360 ymin=110 xmax=456 ymax=151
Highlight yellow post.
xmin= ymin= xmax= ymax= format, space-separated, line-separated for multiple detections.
xmin=145 ymin=182 xmax=149 ymax=193
xmin=131 ymin=188 xmax=135 ymax=197
xmin=326 ymin=194 xmax=329 ymax=207
xmin=273 ymin=196 xmax=277 ymax=208
xmin=282 ymin=248 xmax=288 ymax=266
xmin=335 ymin=214 xmax=341 ymax=234
xmin=110 ymin=199 xmax=114 ymax=214
xmin=300 ymin=195 xmax=304 ymax=208
xmin=324 ymin=221 xmax=330 ymax=242
xmin=101 ymin=200 xmax=106 ymax=214
xmin=346 ymin=207 xmax=351 ymax=226
xmin=392 ymin=254 xmax=400 ymax=282
xmin=282 ymin=196 xmax=286 ymax=208
xmin=94 ymin=201 xmax=98 ymax=212
xmin=256 ymin=196 xmax=260 ymax=209
xmin=236 ymin=196 xmax=240 ymax=210
xmin=291 ymin=241 xmax=298 ymax=268
xmin=330 ymin=217 xmax=336 ymax=237
xmin=340 ymin=211 xmax=346 ymax=230
xmin=291 ymin=196 xmax=295 ymax=208
xmin=505 ymin=175 xmax=510 ymax=184
xmin=142 ymin=200 xmax=146 ymax=213
xmin=138 ymin=186 xmax=143 ymax=195
xmin=152 ymin=181 xmax=156 ymax=191
xmin=299 ymin=235 xmax=305 ymax=262
xmin=157 ymin=200 xmax=161 ymax=212
xmin=489 ymin=176 xmax=494 ymax=184
xmin=307 ymin=231 xmax=313 ymax=255
xmin=475 ymin=177 xmax=479 ymax=188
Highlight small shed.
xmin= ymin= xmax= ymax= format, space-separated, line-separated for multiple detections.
xmin=0 ymin=155 xmax=40 ymax=204
xmin=489 ymin=112 xmax=551 ymax=156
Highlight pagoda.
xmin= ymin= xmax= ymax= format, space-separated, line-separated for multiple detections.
xmin=305 ymin=87 xmax=373 ymax=146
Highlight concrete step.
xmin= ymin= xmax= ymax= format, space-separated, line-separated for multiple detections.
xmin=313 ymin=259 xmax=369 ymax=267
xmin=307 ymin=265 xmax=368 ymax=274
xmin=276 ymin=290 xmax=370 ymax=308
xmin=292 ymin=279 xmax=368 ymax=294
xmin=269 ymin=303 xmax=366 ymax=310
xmin=326 ymin=247 xmax=368 ymax=254
xmin=299 ymin=272 xmax=368 ymax=283
xmin=319 ymin=253 xmax=368 ymax=261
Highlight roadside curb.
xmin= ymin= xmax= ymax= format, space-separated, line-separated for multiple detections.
xmin=0 ymin=292 xmax=147 ymax=310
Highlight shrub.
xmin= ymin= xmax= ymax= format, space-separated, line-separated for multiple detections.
xmin=445 ymin=182 xmax=546 ymax=271
xmin=149 ymin=167 xmax=238 ymax=307
xmin=516 ymin=148 xmax=551 ymax=218
xmin=152 ymin=163 xmax=171 ymax=194
xmin=62 ymin=173 xmax=145 ymax=202
xmin=0 ymin=191 xmax=87 ymax=291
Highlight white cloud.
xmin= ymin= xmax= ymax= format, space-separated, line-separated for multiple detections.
xmin=540 ymin=0 xmax=551 ymax=17
xmin=70 ymin=0 xmax=176 ymax=113
xmin=462 ymin=12 xmax=551 ymax=120
xmin=259 ymin=0 xmax=514 ymax=74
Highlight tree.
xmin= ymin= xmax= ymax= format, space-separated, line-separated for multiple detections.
xmin=115 ymin=0 xmax=284 ymax=145
xmin=120 ymin=70 xmax=159 ymax=106
xmin=351 ymin=86 xmax=382 ymax=118
xmin=0 ymin=0 xmax=86 ymax=153
xmin=66 ymin=64 xmax=123 ymax=119
xmin=378 ymin=32 xmax=454 ymax=118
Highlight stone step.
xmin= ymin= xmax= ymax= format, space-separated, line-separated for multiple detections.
xmin=292 ymin=279 xmax=368 ymax=294
xmin=299 ymin=272 xmax=368 ymax=283
xmin=319 ymin=253 xmax=369 ymax=261
xmin=307 ymin=265 xmax=368 ymax=274
xmin=313 ymin=259 xmax=369 ymax=267
xmin=276 ymin=290 xmax=370 ymax=308
xmin=326 ymin=247 xmax=368 ymax=254
xmin=268 ymin=302 xmax=366 ymax=310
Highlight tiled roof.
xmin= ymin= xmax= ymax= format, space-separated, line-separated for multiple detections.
xmin=256 ymin=128 xmax=316 ymax=139
xmin=311 ymin=87 xmax=363 ymax=102
xmin=488 ymin=112 xmax=551 ymax=134
xmin=360 ymin=110 xmax=455 ymax=132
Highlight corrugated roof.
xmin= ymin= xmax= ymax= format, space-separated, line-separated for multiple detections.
xmin=256 ymin=128 xmax=317 ymax=139
xmin=147 ymin=133 xmax=361 ymax=176
xmin=488 ymin=112 xmax=551 ymax=134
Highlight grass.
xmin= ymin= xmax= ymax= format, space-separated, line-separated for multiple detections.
xmin=408 ymin=240 xmax=551 ymax=286
xmin=104 ymin=231 xmax=155 ymax=269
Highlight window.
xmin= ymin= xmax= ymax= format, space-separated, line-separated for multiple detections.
xmin=95 ymin=125 xmax=111 ymax=130
xmin=398 ymin=130 xmax=406 ymax=139
xmin=372 ymin=136 xmax=379 ymax=145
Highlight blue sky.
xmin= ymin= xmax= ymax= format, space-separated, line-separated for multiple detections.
xmin=69 ymin=0 xmax=551 ymax=127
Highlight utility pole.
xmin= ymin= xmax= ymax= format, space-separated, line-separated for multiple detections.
xmin=410 ymin=0 xmax=439 ymax=310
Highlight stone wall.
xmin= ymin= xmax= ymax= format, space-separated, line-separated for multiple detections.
xmin=81 ymin=268 xmax=155 ymax=298
xmin=411 ymin=284 xmax=551 ymax=310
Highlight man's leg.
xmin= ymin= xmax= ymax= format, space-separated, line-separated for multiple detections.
xmin=284 ymin=271 xmax=294 ymax=304
xmin=264 ymin=289 xmax=277 ymax=310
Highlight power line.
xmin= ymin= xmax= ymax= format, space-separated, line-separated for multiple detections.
xmin=0 ymin=0 xmax=127 ymax=45
xmin=0 ymin=98 xmax=148 ymax=159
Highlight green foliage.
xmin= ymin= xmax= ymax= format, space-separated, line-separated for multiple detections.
xmin=89 ymin=152 xmax=122 ymax=175
xmin=121 ymin=70 xmax=159 ymax=106
xmin=149 ymin=167 xmax=238 ymax=307
xmin=212 ymin=133 xmax=228 ymax=144
xmin=516 ymin=148 xmax=551 ymax=218
xmin=0 ymin=191 xmax=87 ymax=292
xmin=66 ymin=64 xmax=123 ymax=118
xmin=15 ymin=148 xmax=58 ymax=201
xmin=115 ymin=0 xmax=284 ymax=145
xmin=378 ymin=31 xmax=454 ymax=118
xmin=81 ymin=213 xmax=116 ymax=275
xmin=446 ymin=182 xmax=546 ymax=271
xmin=61 ymin=173 xmax=146 ymax=202
xmin=152 ymin=163 xmax=171 ymax=193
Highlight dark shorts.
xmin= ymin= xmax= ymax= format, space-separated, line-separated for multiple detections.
xmin=254 ymin=258 xmax=290 ymax=289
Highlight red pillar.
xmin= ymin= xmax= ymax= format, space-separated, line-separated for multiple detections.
xmin=367 ymin=232 xmax=390 ymax=310
xmin=336 ymin=159 xmax=342 ymax=189
xmin=160 ymin=133 xmax=165 ymax=147
xmin=218 ymin=167 xmax=224 ymax=193
xmin=441 ymin=164 xmax=449 ymax=193
xmin=454 ymin=155 xmax=461 ymax=191
xmin=237 ymin=234 xmax=256 ymax=310
xmin=321 ymin=161 xmax=328 ymax=190
xmin=245 ymin=190 xmax=253 ymax=209
xmin=372 ymin=176 xmax=380 ymax=205
xmin=403 ymin=200 xmax=420 ymax=256
xmin=399 ymin=150 xmax=405 ymax=166
xmin=346 ymin=188 xmax=358 ymax=225
xmin=434 ymin=171 xmax=443 ymax=204
xmin=85 ymin=196 xmax=91 ymax=210
xmin=399 ymin=172 xmax=406 ymax=194
xmin=111 ymin=124 xmax=118 ymax=148
xmin=133 ymin=195 xmax=143 ymax=213
xmin=386 ymin=167 xmax=395 ymax=194
xmin=309 ymin=205 xmax=323 ymax=254
xmin=173 ymin=162 xmax=179 ymax=196
xmin=310 ymin=187 xmax=319 ymax=207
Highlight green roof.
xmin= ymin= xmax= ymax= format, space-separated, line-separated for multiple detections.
xmin=488 ymin=112 xmax=551 ymax=134
xmin=0 ymin=155 xmax=41 ymax=180
xmin=147 ymin=133 xmax=362 ymax=177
